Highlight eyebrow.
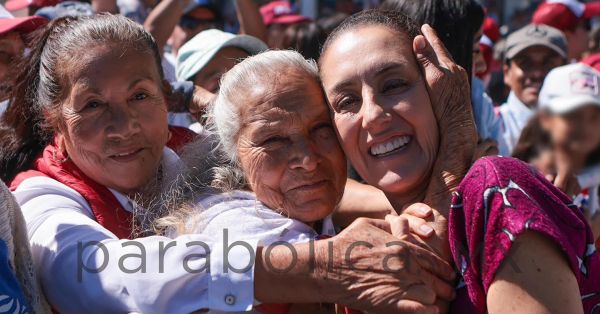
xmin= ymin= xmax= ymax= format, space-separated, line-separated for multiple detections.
xmin=127 ymin=76 xmax=155 ymax=90
xmin=329 ymin=62 xmax=407 ymax=95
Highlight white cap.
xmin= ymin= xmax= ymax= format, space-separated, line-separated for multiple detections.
xmin=176 ymin=29 xmax=268 ymax=81
xmin=539 ymin=63 xmax=600 ymax=114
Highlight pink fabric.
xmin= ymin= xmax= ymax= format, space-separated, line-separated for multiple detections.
xmin=449 ymin=156 xmax=600 ymax=313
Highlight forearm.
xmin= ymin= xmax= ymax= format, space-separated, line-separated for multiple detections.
xmin=334 ymin=179 xmax=393 ymax=228
xmin=144 ymin=0 xmax=188 ymax=53
xmin=91 ymin=0 xmax=118 ymax=13
xmin=254 ymin=241 xmax=333 ymax=304
xmin=235 ymin=0 xmax=268 ymax=42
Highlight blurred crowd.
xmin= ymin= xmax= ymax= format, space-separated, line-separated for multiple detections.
xmin=1 ymin=0 xmax=600 ymax=313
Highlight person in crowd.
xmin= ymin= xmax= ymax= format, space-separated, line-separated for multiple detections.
xmin=259 ymin=1 xmax=309 ymax=48
xmin=476 ymin=16 xmax=501 ymax=83
xmin=319 ymin=9 xmax=600 ymax=313
xmin=0 ymin=13 xmax=456 ymax=313
xmin=380 ymin=0 xmax=501 ymax=155
xmin=175 ymin=29 xmax=267 ymax=132
xmin=537 ymin=63 xmax=600 ymax=241
xmin=0 ymin=181 xmax=49 ymax=313
xmin=532 ymin=0 xmax=600 ymax=61
xmin=498 ymin=23 xmax=567 ymax=155
xmin=0 ymin=5 xmax=46 ymax=116
xmin=163 ymin=50 xmax=453 ymax=314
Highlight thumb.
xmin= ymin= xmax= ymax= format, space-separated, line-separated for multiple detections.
xmin=413 ymin=33 xmax=438 ymax=71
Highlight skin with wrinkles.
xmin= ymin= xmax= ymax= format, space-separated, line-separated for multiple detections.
xmin=235 ymin=69 xmax=347 ymax=225
xmin=58 ymin=45 xmax=170 ymax=194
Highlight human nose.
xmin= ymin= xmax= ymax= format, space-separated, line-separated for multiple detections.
xmin=106 ymin=103 xmax=141 ymax=141
xmin=361 ymin=93 xmax=392 ymax=132
xmin=288 ymin=137 xmax=321 ymax=172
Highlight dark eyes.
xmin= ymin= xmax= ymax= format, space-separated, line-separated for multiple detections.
xmin=84 ymin=100 xmax=103 ymax=111
xmin=261 ymin=135 xmax=287 ymax=146
xmin=381 ymin=79 xmax=407 ymax=93
xmin=133 ymin=92 xmax=148 ymax=101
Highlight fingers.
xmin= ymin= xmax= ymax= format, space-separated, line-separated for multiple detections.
xmin=420 ymin=24 xmax=455 ymax=68
xmin=409 ymin=243 xmax=456 ymax=282
xmin=413 ymin=33 xmax=438 ymax=70
xmin=386 ymin=215 xmax=410 ymax=237
xmin=418 ymin=270 xmax=456 ymax=302
xmin=400 ymin=283 xmax=437 ymax=305
xmin=395 ymin=300 xmax=439 ymax=314
xmin=351 ymin=217 xmax=392 ymax=234
xmin=403 ymin=203 xmax=433 ymax=218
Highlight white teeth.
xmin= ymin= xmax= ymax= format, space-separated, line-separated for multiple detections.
xmin=370 ymin=136 xmax=410 ymax=156
xmin=114 ymin=151 xmax=136 ymax=157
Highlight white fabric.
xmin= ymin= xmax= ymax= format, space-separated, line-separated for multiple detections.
xmin=539 ymin=63 xmax=600 ymax=114
xmin=12 ymin=149 xmax=256 ymax=314
xmin=498 ymin=92 xmax=536 ymax=155
xmin=174 ymin=190 xmax=336 ymax=313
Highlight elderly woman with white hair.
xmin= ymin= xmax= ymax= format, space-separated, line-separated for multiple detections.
xmin=163 ymin=49 xmax=459 ymax=313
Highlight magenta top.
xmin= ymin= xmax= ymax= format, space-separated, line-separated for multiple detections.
xmin=449 ymin=156 xmax=600 ymax=313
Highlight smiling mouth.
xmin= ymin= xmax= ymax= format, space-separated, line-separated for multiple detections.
xmin=109 ymin=148 xmax=144 ymax=162
xmin=369 ymin=135 xmax=411 ymax=157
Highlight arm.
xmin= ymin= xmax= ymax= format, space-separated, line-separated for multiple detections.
xmin=487 ymin=232 xmax=583 ymax=314
xmin=235 ymin=0 xmax=268 ymax=42
xmin=144 ymin=0 xmax=189 ymax=54
xmin=334 ymin=178 xmax=393 ymax=228
xmin=15 ymin=179 xmax=256 ymax=313
xmin=91 ymin=0 xmax=118 ymax=14
xmin=254 ymin=217 xmax=457 ymax=312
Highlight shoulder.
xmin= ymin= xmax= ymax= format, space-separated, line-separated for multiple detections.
xmin=11 ymin=176 xmax=93 ymax=220
xmin=459 ymin=156 xmax=572 ymax=206
xmin=183 ymin=191 xmax=316 ymax=244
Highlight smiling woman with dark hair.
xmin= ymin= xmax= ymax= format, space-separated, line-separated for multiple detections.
xmin=319 ymin=9 xmax=600 ymax=314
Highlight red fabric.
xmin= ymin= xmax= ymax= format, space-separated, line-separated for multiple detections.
xmin=259 ymin=1 xmax=310 ymax=26
xmin=167 ymin=125 xmax=196 ymax=154
xmin=5 ymin=0 xmax=60 ymax=11
xmin=9 ymin=142 xmax=134 ymax=239
xmin=533 ymin=1 xmax=580 ymax=32
xmin=581 ymin=53 xmax=600 ymax=72
xmin=482 ymin=17 xmax=500 ymax=43
xmin=0 ymin=15 xmax=47 ymax=36
xmin=255 ymin=303 xmax=291 ymax=314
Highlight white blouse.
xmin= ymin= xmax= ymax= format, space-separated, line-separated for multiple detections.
xmin=12 ymin=149 xmax=256 ymax=314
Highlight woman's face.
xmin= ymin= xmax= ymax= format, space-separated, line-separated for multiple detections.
xmin=236 ymin=70 xmax=347 ymax=224
xmin=320 ymin=25 xmax=439 ymax=196
xmin=58 ymin=45 xmax=170 ymax=193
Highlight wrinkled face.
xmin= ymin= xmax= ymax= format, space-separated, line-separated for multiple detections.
xmin=236 ymin=71 xmax=347 ymax=224
xmin=59 ymin=45 xmax=170 ymax=193
xmin=320 ymin=25 xmax=439 ymax=197
xmin=0 ymin=32 xmax=24 ymax=87
xmin=193 ymin=47 xmax=249 ymax=93
xmin=540 ymin=105 xmax=600 ymax=155
xmin=504 ymin=46 xmax=564 ymax=107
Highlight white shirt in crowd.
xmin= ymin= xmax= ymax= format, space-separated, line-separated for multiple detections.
xmin=12 ymin=149 xmax=256 ymax=314
xmin=498 ymin=91 xmax=536 ymax=155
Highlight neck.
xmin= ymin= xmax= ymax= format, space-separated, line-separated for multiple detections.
xmin=385 ymin=183 xmax=428 ymax=214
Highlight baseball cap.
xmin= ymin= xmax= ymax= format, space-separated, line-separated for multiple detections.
xmin=176 ymin=29 xmax=268 ymax=81
xmin=35 ymin=1 xmax=93 ymax=20
xmin=533 ymin=0 xmax=600 ymax=32
xmin=539 ymin=63 xmax=600 ymax=114
xmin=183 ymin=0 xmax=216 ymax=16
xmin=0 ymin=4 xmax=47 ymax=36
xmin=504 ymin=24 xmax=568 ymax=61
xmin=5 ymin=0 xmax=60 ymax=12
xmin=260 ymin=1 xmax=310 ymax=27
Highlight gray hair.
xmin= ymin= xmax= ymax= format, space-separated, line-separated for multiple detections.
xmin=211 ymin=50 xmax=321 ymax=162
